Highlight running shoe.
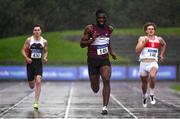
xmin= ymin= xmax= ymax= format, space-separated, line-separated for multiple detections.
xmin=143 ymin=96 xmax=147 ymax=107
xmin=33 ymin=103 xmax=39 ymax=109
xmin=101 ymin=106 xmax=108 ymax=115
xmin=149 ymin=95 xmax=156 ymax=104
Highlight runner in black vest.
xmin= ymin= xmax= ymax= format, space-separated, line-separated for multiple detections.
xmin=21 ymin=24 xmax=48 ymax=110
xmin=80 ymin=10 xmax=117 ymax=115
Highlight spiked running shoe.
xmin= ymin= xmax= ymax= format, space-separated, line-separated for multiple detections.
xmin=33 ymin=103 xmax=39 ymax=110
xmin=101 ymin=106 xmax=108 ymax=115
xmin=143 ymin=96 xmax=147 ymax=107
xmin=149 ymin=95 xmax=156 ymax=105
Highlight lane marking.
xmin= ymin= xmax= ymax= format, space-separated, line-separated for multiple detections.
xmin=64 ymin=83 xmax=74 ymax=119
xmin=0 ymin=91 xmax=34 ymax=117
xmin=122 ymin=83 xmax=180 ymax=108
xmin=111 ymin=94 xmax=138 ymax=119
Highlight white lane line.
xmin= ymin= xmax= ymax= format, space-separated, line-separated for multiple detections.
xmin=122 ymin=83 xmax=180 ymax=108
xmin=64 ymin=83 xmax=74 ymax=119
xmin=0 ymin=91 xmax=34 ymax=117
xmin=0 ymin=82 xmax=24 ymax=93
xmin=111 ymin=94 xmax=138 ymax=119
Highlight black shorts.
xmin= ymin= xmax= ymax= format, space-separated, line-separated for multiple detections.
xmin=87 ymin=58 xmax=111 ymax=75
xmin=26 ymin=60 xmax=42 ymax=81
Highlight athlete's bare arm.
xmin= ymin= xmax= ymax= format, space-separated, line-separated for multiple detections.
xmin=158 ymin=37 xmax=167 ymax=62
xmin=21 ymin=38 xmax=32 ymax=64
xmin=43 ymin=40 xmax=48 ymax=63
xmin=108 ymin=26 xmax=117 ymax=60
xmin=135 ymin=36 xmax=147 ymax=54
xmin=80 ymin=25 xmax=95 ymax=48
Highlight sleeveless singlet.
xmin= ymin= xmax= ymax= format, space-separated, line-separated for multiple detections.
xmin=88 ymin=24 xmax=112 ymax=59
xmin=139 ymin=36 xmax=160 ymax=61
xmin=28 ymin=36 xmax=45 ymax=60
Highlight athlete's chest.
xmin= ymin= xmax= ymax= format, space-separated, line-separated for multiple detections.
xmin=30 ymin=43 xmax=43 ymax=49
xmin=93 ymin=26 xmax=110 ymax=38
xmin=145 ymin=37 xmax=160 ymax=48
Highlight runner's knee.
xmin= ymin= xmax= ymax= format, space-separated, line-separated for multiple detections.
xmin=150 ymin=74 xmax=156 ymax=80
xmin=36 ymin=76 xmax=41 ymax=85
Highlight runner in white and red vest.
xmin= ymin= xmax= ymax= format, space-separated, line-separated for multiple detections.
xmin=135 ymin=22 xmax=167 ymax=108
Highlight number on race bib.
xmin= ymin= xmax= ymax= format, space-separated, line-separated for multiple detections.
xmin=148 ymin=49 xmax=157 ymax=58
xmin=150 ymin=52 xmax=156 ymax=57
xmin=31 ymin=53 xmax=42 ymax=58
xmin=97 ymin=47 xmax=108 ymax=55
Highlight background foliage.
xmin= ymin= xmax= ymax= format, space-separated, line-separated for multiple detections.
xmin=0 ymin=0 xmax=180 ymax=38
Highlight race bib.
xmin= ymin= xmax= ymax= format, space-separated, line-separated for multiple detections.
xmin=31 ymin=53 xmax=41 ymax=58
xmin=147 ymin=49 xmax=158 ymax=58
xmin=31 ymin=49 xmax=42 ymax=58
xmin=97 ymin=45 xmax=108 ymax=55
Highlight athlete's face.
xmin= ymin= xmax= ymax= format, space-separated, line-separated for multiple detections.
xmin=33 ymin=26 xmax=41 ymax=37
xmin=96 ymin=13 xmax=106 ymax=27
xmin=145 ymin=25 xmax=155 ymax=36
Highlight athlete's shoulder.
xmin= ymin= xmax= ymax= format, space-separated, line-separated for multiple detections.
xmin=139 ymin=36 xmax=146 ymax=39
xmin=138 ymin=36 xmax=146 ymax=42
xmin=156 ymin=35 xmax=163 ymax=40
xmin=156 ymin=36 xmax=166 ymax=44
xmin=41 ymin=36 xmax=47 ymax=44
xmin=27 ymin=36 xmax=32 ymax=40
xmin=25 ymin=36 xmax=32 ymax=43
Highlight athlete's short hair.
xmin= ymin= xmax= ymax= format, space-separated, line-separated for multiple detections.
xmin=96 ymin=9 xmax=107 ymax=18
xmin=33 ymin=24 xmax=41 ymax=29
xmin=143 ymin=22 xmax=157 ymax=31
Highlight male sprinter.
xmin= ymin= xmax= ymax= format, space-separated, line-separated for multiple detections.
xmin=22 ymin=24 xmax=48 ymax=109
xmin=80 ymin=10 xmax=117 ymax=115
xmin=135 ymin=22 xmax=166 ymax=107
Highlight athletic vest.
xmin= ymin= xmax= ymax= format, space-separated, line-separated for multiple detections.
xmin=88 ymin=24 xmax=112 ymax=59
xmin=139 ymin=36 xmax=160 ymax=61
xmin=29 ymin=36 xmax=45 ymax=59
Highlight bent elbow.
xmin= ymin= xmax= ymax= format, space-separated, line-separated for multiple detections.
xmin=135 ymin=48 xmax=140 ymax=55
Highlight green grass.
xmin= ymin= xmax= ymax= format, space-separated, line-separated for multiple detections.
xmin=0 ymin=32 xmax=87 ymax=64
xmin=171 ymin=85 xmax=180 ymax=91
xmin=0 ymin=27 xmax=180 ymax=65
xmin=0 ymin=35 xmax=27 ymax=63
xmin=43 ymin=32 xmax=87 ymax=63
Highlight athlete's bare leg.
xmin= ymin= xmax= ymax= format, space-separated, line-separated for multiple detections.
xmin=28 ymin=80 xmax=35 ymax=89
xmin=100 ymin=65 xmax=111 ymax=106
xmin=149 ymin=67 xmax=158 ymax=90
xmin=140 ymin=76 xmax=148 ymax=95
xmin=89 ymin=75 xmax=100 ymax=93
xmin=149 ymin=67 xmax=158 ymax=104
xmin=35 ymin=75 xmax=42 ymax=103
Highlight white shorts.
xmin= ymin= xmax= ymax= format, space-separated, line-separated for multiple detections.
xmin=139 ymin=62 xmax=159 ymax=77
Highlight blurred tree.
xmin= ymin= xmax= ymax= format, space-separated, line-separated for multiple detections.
xmin=0 ymin=0 xmax=179 ymax=38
